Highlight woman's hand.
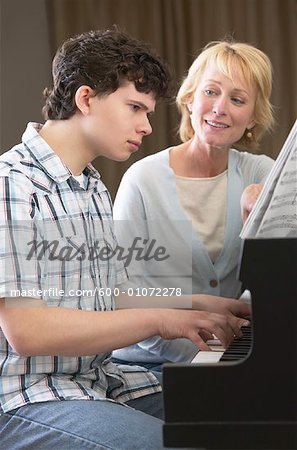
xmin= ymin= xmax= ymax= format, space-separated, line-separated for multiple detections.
xmin=240 ymin=183 xmax=263 ymax=223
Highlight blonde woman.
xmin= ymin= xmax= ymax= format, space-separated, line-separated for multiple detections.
xmin=113 ymin=39 xmax=275 ymax=369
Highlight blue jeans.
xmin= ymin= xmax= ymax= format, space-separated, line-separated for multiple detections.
xmin=0 ymin=373 xmax=188 ymax=450
xmin=111 ymin=357 xmax=163 ymax=372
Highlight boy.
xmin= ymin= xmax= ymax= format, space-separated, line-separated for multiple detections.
xmin=0 ymin=28 xmax=249 ymax=449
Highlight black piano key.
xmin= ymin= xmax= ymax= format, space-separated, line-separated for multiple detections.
xmin=220 ymin=325 xmax=252 ymax=362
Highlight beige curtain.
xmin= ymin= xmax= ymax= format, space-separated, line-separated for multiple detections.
xmin=46 ymin=0 xmax=297 ymax=199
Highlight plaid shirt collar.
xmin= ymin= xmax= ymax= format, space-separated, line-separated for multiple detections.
xmin=22 ymin=122 xmax=103 ymax=193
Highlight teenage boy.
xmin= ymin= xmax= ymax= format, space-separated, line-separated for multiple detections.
xmin=0 ymin=28 xmax=250 ymax=449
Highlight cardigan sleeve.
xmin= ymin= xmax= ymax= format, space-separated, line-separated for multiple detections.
xmin=239 ymin=152 xmax=274 ymax=185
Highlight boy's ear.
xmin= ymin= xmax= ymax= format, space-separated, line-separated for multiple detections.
xmin=75 ymin=85 xmax=95 ymax=115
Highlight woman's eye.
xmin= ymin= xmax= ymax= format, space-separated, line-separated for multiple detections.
xmin=232 ymin=97 xmax=244 ymax=105
xmin=205 ymin=89 xmax=216 ymax=96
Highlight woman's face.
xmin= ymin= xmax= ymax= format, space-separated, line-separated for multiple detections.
xmin=188 ymin=62 xmax=257 ymax=150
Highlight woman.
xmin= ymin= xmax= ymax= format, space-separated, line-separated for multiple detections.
xmin=112 ymin=39 xmax=274 ymax=368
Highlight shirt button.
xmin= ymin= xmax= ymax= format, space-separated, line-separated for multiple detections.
xmin=209 ymin=279 xmax=218 ymax=288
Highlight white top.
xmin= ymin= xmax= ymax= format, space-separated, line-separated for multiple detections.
xmin=175 ymin=170 xmax=227 ymax=262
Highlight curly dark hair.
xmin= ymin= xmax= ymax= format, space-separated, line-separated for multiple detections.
xmin=43 ymin=27 xmax=173 ymax=120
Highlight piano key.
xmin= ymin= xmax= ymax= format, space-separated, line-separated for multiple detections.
xmin=191 ymin=325 xmax=252 ymax=364
xmin=220 ymin=325 xmax=252 ymax=361
xmin=191 ymin=350 xmax=224 ymax=363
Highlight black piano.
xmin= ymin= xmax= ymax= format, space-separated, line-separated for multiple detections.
xmin=163 ymin=238 xmax=297 ymax=449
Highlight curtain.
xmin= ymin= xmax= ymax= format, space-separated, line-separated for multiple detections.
xmin=46 ymin=0 xmax=297 ymax=199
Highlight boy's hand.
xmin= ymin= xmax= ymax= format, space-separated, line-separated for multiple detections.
xmin=157 ymin=308 xmax=248 ymax=351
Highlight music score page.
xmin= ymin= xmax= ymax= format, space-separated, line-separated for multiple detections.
xmin=240 ymin=119 xmax=297 ymax=239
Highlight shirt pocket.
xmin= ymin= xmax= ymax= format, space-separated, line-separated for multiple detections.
xmin=89 ymin=230 xmax=118 ymax=287
xmin=40 ymin=234 xmax=87 ymax=305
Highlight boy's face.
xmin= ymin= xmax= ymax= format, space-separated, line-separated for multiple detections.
xmin=80 ymin=82 xmax=156 ymax=161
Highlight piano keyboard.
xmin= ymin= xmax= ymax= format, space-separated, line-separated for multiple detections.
xmin=191 ymin=325 xmax=252 ymax=364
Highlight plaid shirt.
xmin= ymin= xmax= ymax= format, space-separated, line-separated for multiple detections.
xmin=0 ymin=123 xmax=160 ymax=414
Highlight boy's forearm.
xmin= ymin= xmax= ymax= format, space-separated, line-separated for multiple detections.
xmin=115 ymin=292 xmax=192 ymax=309
xmin=0 ymin=298 xmax=160 ymax=357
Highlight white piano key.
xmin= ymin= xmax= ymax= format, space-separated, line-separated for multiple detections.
xmin=191 ymin=350 xmax=224 ymax=364
xmin=206 ymin=338 xmax=225 ymax=352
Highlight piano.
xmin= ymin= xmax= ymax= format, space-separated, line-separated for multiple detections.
xmin=163 ymin=238 xmax=297 ymax=449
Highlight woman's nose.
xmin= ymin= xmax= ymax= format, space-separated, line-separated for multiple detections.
xmin=212 ymin=97 xmax=227 ymax=116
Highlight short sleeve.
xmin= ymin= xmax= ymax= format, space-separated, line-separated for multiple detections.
xmin=0 ymin=175 xmax=44 ymax=299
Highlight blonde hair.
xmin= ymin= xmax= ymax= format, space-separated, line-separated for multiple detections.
xmin=176 ymin=40 xmax=274 ymax=149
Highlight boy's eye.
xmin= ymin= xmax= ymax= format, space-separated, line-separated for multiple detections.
xmin=130 ymin=104 xmax=141 ymax=111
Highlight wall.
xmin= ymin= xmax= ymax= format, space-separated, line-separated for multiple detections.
xmin=0 ymin=0 xmax=51 ymax=151
xmin=1 ymin=0 xmax=296 ymax=199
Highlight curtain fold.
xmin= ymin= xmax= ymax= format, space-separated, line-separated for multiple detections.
xmin=46 ymin=0 xmax=296 ymax=198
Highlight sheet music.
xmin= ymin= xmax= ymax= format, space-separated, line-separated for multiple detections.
xmin=240 ymin=120 xmax=297 ymax=238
